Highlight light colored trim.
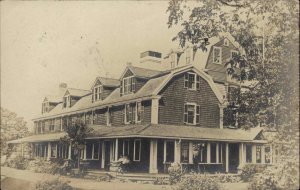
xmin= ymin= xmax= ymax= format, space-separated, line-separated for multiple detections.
xmin=225 ymin=143 xmax=229 ymax=173
xmin=151 ymin=98 xmax=159 ymax=124
xmin=188 ymin=141 xmax=193 ymax=164
xmin=149 ymin=139 xmax=158 ymax=173
xmin=261 ymin=145 xmax=265 ymax=164
xmin=216 ymin=143 xmax=219 ymax=163
xmin=163 ymin=140 xmax=167 ymax=163
xmin=207 ymin=142 xmax=211 ymax=164
xmin=184 ymin=102 xmax=198 ymax=125
xmin=115 ymin=139 xmax=118 ymax=161
xmin=230 ymin=50 xmax=239 ymax=59
xmin=133 ymin=139 xmax=141 ymax=161
xmin=101 ymin=141 xmax=105 ymax=169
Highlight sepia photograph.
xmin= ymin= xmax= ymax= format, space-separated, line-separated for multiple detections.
xmin=1 ymin=0 xmax=299 ymax=190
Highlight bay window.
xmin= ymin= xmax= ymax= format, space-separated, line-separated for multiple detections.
xmin=184 ymin=103 xmax=200 ymax=125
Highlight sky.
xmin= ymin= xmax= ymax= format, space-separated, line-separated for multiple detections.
xmin=1 ymin=1 xmax=184 ymax=128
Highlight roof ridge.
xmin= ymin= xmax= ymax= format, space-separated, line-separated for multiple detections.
xmin=97 ymin=76 xmax=119 ymax=81
xmin=128 ymin=65 xmax=162 ymax=73
xmin=68 ymin=87 xmax=91 ymax=92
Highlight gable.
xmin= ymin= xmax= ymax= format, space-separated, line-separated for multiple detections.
xmin=64 ymin=90 xmax=70 ymax=96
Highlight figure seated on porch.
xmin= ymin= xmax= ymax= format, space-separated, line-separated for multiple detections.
xmin=117 ymin=155 xmax=131 ymax=173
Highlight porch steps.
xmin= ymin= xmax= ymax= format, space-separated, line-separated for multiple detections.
xmin=116 ymin=173 xmax=169 ymax=183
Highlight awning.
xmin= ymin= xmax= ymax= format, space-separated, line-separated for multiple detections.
xmin=8 ymin=125 xmax=265 ymax=144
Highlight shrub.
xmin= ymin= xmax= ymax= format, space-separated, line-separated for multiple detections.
xmin=27 ymin=158 xmax=70 ymax=175
xmin=32 ymin=178 xmax=73 ymax=190
xmin=176 ymin=173 xmax=222 ymax=190
xmin=6 ymin=154 xmax=29 ymax=170
xmin=168 ymin=162 xmax=183 ymax=185
xmin=240 ymin=164 xmax=266 ymax=182
xmin=248 ymin=175 xmax=278 ymax=190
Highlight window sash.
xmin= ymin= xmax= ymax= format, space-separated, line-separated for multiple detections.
xmin=184 ymin=103 xmax=199 ymax=125
xmin=181 ymin=142 xmax=189 ymax=163
xmin=122 ymin=76 xmax=135 ymax=95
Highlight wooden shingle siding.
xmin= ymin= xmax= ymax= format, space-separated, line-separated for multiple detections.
xmin=111 ymin=105 xmax=124 ymax=126
xmin=143 ymin=100 xmax=151 ymax=124
xmin=206 ymin=39 xmax=239 ymax=83
xmin=102 ymin=87 xmax=116 ymax=100
xmin=158 ymin=72 xmax=220 ymax=128
xmin=54 ymin=118 xmax=61 ymax=131
xmin=94 ymin=108 xmax=106 ymax=125
xmin=123 ymin=69 xmax=134 ymax=78
xmin=135 ymin=78 xmax=147 ymax=93
xmin=70 ymin=96 xmax=81 ymax=107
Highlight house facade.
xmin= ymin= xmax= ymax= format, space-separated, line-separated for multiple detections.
xmin=9 ymin=36 xmax=274 ymax=174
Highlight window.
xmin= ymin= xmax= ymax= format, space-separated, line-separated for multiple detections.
xmin=49 ymin=119 xmax=55 ymax=131
xmin=63 ymin=95 xmax=71 ymax=108
xmin=34 ymin=144 xmax=47 ymax=158
xmin=122 ymin=76 xmax=135 ymax=95
xmin=51 ymin=144 xmax=57 ymax=158
xmin=125 ymin=104 xmax=135 ymax=124
xmin=107 ymin=108 xmax=113 ymax=126
xmin=166 ymin=141 xmax=175 ymax=163
xmin=133 ymin=139 xmax=141 ymax=161
xmin=57 ymin=144 xmax=69 ymax=159
xmin=184 ymin=103 xmax=200 ymax=125
xmin=123 ymin=140 xmax=130 ymax=156
xmin=136 ymin=102 xmax=144 ymax=122
xmin=181 ymin=142 xmax=189 ymax=163
xmin=231 ymin=50 xmax=238 ymax=59
xmin=265 ymin=146 xmax=271 ymax=164
xmin=37 ymin=122 xmax=43 ymax=134
xmin=224 ymin=38 xmax=229 ymax=46
xmin=184 ymin=72 xmax=200 ymax=90
xmin=213 ymin=46 xmax=222 ymax=64
xmin=93 ymin=85 xmax=103 ymax=102
xmin=256 ymin=145 xmax=262 ymax=163
xmin=210 ymin=143 xmax=217 ymax=163
xmin=42 ymin=102 xmax=49 ymax=114
xmin=246 ymin=144 xmax=252 ymax=163
xmin=86 ymin=142 xmax=99 ymax=160
xmin=192 ymin=142 xmax=207 ymax=163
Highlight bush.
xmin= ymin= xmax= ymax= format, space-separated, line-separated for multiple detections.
xmin=27 ymin=158 xmax=70 ymax=175
xmin=32 ymin=178 xmax=73 ymax=190
xmin=248 ymin=175 xmax=278 ymax=190
xmin=6 ymin=154 xmax=29 ymax=170
xmin=168 ymin=162 xmax=183 ymax=185
xmin=176 ymin=173 xmax=222 ymax=190
xmin=240 ymin=164 xmax=266 ymax=182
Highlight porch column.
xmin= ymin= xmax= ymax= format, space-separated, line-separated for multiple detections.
xmin=151 ymin=98 xmax=159 ymax=124
xmin=174 ymin=140 xmax=181 ymax=163
xmin=60 ymin=117 xmax=63 ymax=131
xmin=216 ymin=143 xmax=219 ymax=163
xmin=207 ymin=143 xmax=211 ymax=163
xmin=239 ymin=143 xmax=245 ymax=168
xmin=219 ymin=104 xmax=225 ymax=129
xmin=68 ymin=143 xmax=72 ymax=159
xmin=252 ymin=144 xmax=256 ymax=164
xmin=101 ymin=141 xmax=105 ymax=169
xmin=261 ymin=145 xmax=265 ymax=164
xmin=163 ymin=140 xmax=167 ymax=163
xmin=115 ymin=139 xmax=119 ymax=161
xmin=189 ymin=142 xmax=193 ymax=164
xmin=47 ymin=142 xmax=51 ymax=160
xmin=84 ymin=145 xmax=87 ymax=160
xmin=225 ymin=143 xmax=229 ymax=173
xmin=149 ymin=139 xmax=158 ymax=174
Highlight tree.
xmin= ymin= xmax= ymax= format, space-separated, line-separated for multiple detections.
xmin=60 ymin=119 xmax=93 ymax=169
xmin=1 ymin=107 xmax=29 ymax=154
xmin=167 ymin=0 xmax=299 ymax=188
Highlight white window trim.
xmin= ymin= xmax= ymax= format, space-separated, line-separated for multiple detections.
xmin=122 ymin=76 xmax=135 ymax=95
xmin=185 ymin=72 xmax=200 ymax=91
xmin=122 ymin=140 xmax=130 ymax=156
xmin=133 ymin=139 xmax=141 ymax=161
xmin=106 ymin=107 xmax=112 ymax=126
xmin=124 ymin=104 xmax=130 ymax=124
xmin=184 ymin=102 xmax=199 ymax=125
xmin=136 ymin=102 xmax=144 ymax=123
xmin=213 ymin=46 xmax=222 ymax=64
xmin=85 ymin=142 xmax=100 ymax=160
xmin=93 ymin=85 xmax=103 ymax=102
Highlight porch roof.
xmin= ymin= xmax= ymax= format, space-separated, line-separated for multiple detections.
xmin=8 ymin=125 xmax=264 ymax=144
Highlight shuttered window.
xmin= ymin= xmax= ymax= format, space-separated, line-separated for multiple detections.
xmin=122 ymin=76 xmax=135 ymax=95
xmin=184 ymin=72 xmax=200 ymax=90
xmin=184 ymin=103 xmax=200 ymax=125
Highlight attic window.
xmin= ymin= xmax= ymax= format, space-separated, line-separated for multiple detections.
xmin=121 ymin=76 xmax=135 ymax=95
xmin=63 ymin=95 xmax=71 ymax=108
xmin=42 ymin=102 xmax=49 ymax=114
xmin=224 ymin=38 xmax=229 ymax=46
xmin=184 ymin=72 xmax=200 ymax=90
xmin=93 ymin=85 xmax=103 ymax=102
xmin=213 ymin=47 xmax=222 ymax=64
xmin=184 ymin=103 xmax=200 ymax=125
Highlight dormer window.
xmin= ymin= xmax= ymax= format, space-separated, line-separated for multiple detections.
xmin=63 ymin=95 xmax=71 ymax=108
xmin=213 ymin=46 xmax=222 ymax=64
xmin=231 ymin=50 xmax=239 ymax=59
xmin=93 ymin=85 xmax=103 ymax=102
xmin=224 ymin=38 xmax=229 ymax=46
xmin=121 ymin=76 xmax=135 ymax=95
xmin=42 ymin=102 xmax=49 ymax=114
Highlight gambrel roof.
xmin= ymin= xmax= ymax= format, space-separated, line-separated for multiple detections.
xmin=33 ymin=65 xmax=224 ymax=120
xmin=119 ymin=66 xmax=166 ymax=79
